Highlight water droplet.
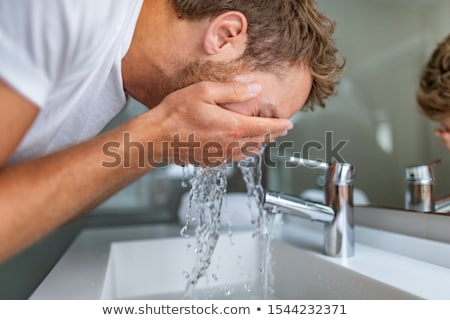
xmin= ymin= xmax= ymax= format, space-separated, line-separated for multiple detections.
xmin=180 ymin=226 xmax=190 ymax=238
xmin=222 ymin=285 xmax=234 ymax=297
xmin=182 ymin=270 xmax=190 ymax=279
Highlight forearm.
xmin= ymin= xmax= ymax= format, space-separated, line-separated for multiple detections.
xmin=0 ymin=121 xmax=156 ymax=262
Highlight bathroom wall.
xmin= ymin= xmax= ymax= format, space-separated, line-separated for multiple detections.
xmin=268 ymin=0 xmax=450 ymax=208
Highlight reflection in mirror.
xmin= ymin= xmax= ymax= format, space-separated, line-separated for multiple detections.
xmin=266 ymin=0 xmax=450 ymax=210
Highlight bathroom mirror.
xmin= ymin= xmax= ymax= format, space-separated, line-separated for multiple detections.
xmin=266 ymin=0 xmax=450 ymax=210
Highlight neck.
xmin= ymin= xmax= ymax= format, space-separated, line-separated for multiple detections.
xmin=121 ymin=0 xmax=166 ymax=106
xmin=121 ymin=0 xmax=207 ymax=108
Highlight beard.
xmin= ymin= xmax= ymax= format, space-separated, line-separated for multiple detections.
xmin=174 ymin=59 xmax=248 ymax=89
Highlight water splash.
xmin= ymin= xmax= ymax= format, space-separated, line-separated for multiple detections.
xmin=180 ymin=147 xmax=275 ymax=299
xmin=183 ymin=163 xmax=228 ymax=299
xmin=238 ymin=152 xmax=265 ymax=230
xmin=238 ymin=147 xmax=275 ymax=299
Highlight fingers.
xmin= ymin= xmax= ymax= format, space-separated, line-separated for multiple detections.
xmin=225 ymin=140 xmax=267 ymax=164
xmin=170 ymin=130 xmax=281 ymax=167
xmin=174 ymin=80 xmax=293 ymax=136
xmin=247 ymin=116 xmax=293 ymax=137
xmin=228 ymin=113 xmax=293 ymax=139
xmin=193 ymin=81 xmax=262 ymax=105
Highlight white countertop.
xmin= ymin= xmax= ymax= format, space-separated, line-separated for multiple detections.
xmin=30 ymin=217 xmax=450 ymax=300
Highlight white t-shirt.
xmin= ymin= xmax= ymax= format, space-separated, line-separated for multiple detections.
xmin=0 ymin=0 xmax=143 ymax=164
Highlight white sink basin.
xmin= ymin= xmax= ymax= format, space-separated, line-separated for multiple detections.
xmin=101 ymin=232 xmax=261 ymax=299
xmin=30 ymin=218 xmax=450 ymax=300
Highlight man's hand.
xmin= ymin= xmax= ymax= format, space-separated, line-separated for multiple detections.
xmin=134 ymin=81 xmax=293 ymax=166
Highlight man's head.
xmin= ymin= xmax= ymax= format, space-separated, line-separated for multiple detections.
xmin=171 ymin=0 xmax=343 ymax=109
xmin=417 ymin=34 xmax=450 ymax=123
xmin=124 ymin=0 xmax=344 ymax=118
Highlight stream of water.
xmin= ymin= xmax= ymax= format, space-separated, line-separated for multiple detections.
xmin=181 ymin=163 xmax=228 ymax=299
xmin=181 ymin=149 xmax=275 ymax=299
xmin=238 ymin=148 xmax=275 ymax=299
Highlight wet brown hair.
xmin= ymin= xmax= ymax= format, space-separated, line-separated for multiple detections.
xmin=170 ymin=0 xmax=344 ymax=108
xmin=417 ymin=34 xmax=450 ymax=121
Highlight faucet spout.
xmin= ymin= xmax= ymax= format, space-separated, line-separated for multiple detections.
xmin=264 ymin=192 xmax=334 ymax=223
xmin=263 ymin=157 xmax=355 ymax=258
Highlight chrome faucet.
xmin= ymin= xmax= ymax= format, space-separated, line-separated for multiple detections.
xmin=264 ymin=157 xmax=355 ymax=258
xmin=405 ymin=160 xmax=450 ymax=213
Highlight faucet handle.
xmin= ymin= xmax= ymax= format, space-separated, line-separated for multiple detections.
xmin=405 ymin=159 xmax=441 ymax=184
xmin=404 ymin=160 xmax=441 ymax=212
xmin=405 ymin=165 xmax=435 ymax=184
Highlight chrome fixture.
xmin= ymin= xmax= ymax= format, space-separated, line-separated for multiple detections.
xmin=405 ymin=163 xmax=435 ymax=212
xmin=264 ymin=157 xmax=355 ymax=258
xmin=405 ymin=160 xmax=450 ymax=213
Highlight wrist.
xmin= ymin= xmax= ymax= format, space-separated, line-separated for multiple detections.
xmin=103 ymin=115 xmax=168 ymax=170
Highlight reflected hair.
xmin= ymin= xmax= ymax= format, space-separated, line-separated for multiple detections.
xmin=417 ymin=34 xmax=450 ymax=120
xmin=170 ymin=0 xmax=345 ymax=108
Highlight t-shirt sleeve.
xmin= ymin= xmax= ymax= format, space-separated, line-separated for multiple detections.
xmin=0 ymin=0 xmax=104 ymax=109
xmin=0 ymin=0 xmax=141 ymax=111
xmin=0 ymin=1 xmax=56 ymax=108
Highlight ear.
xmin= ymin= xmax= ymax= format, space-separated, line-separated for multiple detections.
xmin=203 ymin=11 xmax=248 ymax=59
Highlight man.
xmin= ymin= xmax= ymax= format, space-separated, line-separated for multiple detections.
xmin=417 ymin=34 xmax=450 ymax=151
xmin=0 ymin=0 xmax=343 ymax=262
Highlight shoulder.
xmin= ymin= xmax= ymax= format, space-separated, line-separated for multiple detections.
xmin=0 ymin=0 xmax=142 ymax=107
